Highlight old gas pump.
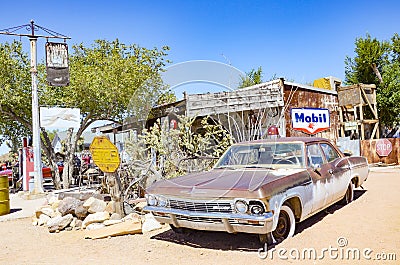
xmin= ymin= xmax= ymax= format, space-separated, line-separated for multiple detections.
xmin=21 ymin=137 xmax=34 ymax=191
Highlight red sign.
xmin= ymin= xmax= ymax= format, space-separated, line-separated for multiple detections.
xmin=376 ymin=139 xmax=392 ymax=157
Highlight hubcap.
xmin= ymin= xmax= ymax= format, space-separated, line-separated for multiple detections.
xmin=273 ymin=211 xmax=290 ymax=241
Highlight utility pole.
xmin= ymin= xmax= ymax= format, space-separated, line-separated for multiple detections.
xmin=0 ymin=20 xmax=70 ymax=193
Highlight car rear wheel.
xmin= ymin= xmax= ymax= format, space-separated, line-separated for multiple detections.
xmin=340 ymin=182 xmax=354 ymax=205
xmin=259 ymin=205 xmax=295 ymax=244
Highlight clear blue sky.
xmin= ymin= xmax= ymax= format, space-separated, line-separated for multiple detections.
xmin=1 ymin=0 xmax=399 ymax=82
xmin=1 ymin=0 xmax=399 ymax=154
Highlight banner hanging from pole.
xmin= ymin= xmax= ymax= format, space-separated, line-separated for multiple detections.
xmin=45 ymin=42 xmax=70 ymax=86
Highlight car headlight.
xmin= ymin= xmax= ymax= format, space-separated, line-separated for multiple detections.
xmin=250 ymin=204 xmax=265 ymax=215
xmin=157 ymin=195 xmax=168 ymax=207
xmin=234 ymin=200 xmax=248 ymax=213
xmin=146 ymin=194 xmax=157 ymax=206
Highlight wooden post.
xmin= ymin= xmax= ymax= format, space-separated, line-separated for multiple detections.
xmin=353 ymin=106 xmax=359 ymax=139
xmin=105 ymin=172 xmax=124 ymax=217
xmin=360 ymin=102 xmax=365 ymax=140
xmin=339 ymin=107 xmax=344 ymax=137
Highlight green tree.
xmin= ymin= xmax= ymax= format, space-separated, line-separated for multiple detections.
xmin=1 ymin=39 xmax=170 ymax=189
xmin=345 ymin=33 xmax=400 ymax=126
xmin=239 ymin=66 xmax=264 ymax=88
xmin=0 ymin=41 xmax=31 ymax=153
xmin=40 ymin=39 xmax=170 ymax=188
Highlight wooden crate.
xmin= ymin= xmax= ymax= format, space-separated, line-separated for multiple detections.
xmin=338 ymin=84 xmax=376 ymax=107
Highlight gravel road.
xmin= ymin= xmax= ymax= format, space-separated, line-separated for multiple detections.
xmin=0 ymin=167 xmax=399 ymax=265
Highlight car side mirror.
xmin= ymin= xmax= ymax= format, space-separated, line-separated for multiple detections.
xmin=343 ymin=150 xmax=352 ymax=157
xmin=312 ymin=163 xmax=321 ymax=172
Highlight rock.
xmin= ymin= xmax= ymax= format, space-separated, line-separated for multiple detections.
xmin=35 ymin=206 xmax=56 ymax=218
xmin=83 ymin=197 xmax=96 ymax=208
xmin=104 ymin=219 xmax=123 ymax=226
xmin=58 ymin=197 xmax=83 ymax=216
xmin=51 ymin=201 xmax=60 ymax=211
xmin=83 ymin=197 xmax=107 ymax=214
xmin=88 ymin=200 xmax=106 ymax=214
xmin=109 ymin=213 xmax=121 ymax=221
xmin=142 ymin=213 xmax=162 ymax=233
xmin=105 ymin=201 xmax=115 ymax=214
xmin=58 ymin=192 xmax=105 ymax=201
xmin=133 ymin=201 xmax=147 ymax=212
xmin=75 ymin=220 xmax=83 ymax=230
xmin=82 ymin=212 xmax=110 ymax=228
xmin=84 ymin=220 xmax=142 ymax=239
xmin=75 ymin=204 xmax=88 ymax=220
xmin=32 ymin=217 xmax=38 ymax=226
xmin=53 ymin=209 xmax=62 ymax=218
xmin=47 ymin=214 xmax=74 ymax=232
xmin=70 ymin=217 xmax=77 ymax=229
xmin=122 ymin=213 xmax=141 ymax=223
xmin=47 ymin=194 xmax=59 ymax=205
xmin=38 ymin=214 xmax=51 ymax=226
xmin=86 ymin=223 xmax=106 ymax=230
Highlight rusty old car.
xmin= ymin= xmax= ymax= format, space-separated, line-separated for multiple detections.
xmin=144 ymin=137 xmax=369 ymax=244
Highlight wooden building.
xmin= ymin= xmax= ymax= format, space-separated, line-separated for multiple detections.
xmin=146 ymin=78 xmax=341 ymax=143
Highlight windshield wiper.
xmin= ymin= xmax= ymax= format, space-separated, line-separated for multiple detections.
xmin=243 ymin=165 xmax=275 ymax=169
xmin=214 ymin=165 xmax=238 ymax=170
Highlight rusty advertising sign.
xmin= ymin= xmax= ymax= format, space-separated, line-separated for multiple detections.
xmin=45 ymin=42 xmax=69 ymax=86
xmin=89 ymin=136 xmax=120 ymax=173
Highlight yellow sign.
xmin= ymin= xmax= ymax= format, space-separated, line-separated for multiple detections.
xmin=89 ymin=136 xmax=120 ymax=173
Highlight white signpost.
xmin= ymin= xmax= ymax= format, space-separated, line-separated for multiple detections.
xmin=291 ymin=108 xmax=330 ymax=135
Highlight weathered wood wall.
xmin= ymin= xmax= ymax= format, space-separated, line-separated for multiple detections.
xmin=185 ymin=80 xmax=284 ymax=117
xmin=360 ymin=138 xmax=400 ymax=165
xmin=283 ymin=82 xmax=340 ymax=142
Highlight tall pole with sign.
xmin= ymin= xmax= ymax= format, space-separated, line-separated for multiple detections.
xmin=29 ymin=21 xmax=43 ymax=193
xmin=0 ymin=21 xmax=70 ymax=193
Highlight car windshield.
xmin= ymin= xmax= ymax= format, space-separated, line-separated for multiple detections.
xmin=214 ymin=142 xmax=306 ymax=169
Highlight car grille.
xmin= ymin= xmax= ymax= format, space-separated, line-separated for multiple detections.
xmin=174 ymin=215 xmax=264 ymax=226
xmin=168 ymin=199 xmax=234 ymax=213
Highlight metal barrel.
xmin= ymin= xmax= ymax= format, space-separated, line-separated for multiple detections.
xmin=0 ymin=175 xmax=10 ymax=216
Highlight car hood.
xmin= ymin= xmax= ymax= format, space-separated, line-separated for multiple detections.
xmin=147 ymin=168 xmax=307 ymax=199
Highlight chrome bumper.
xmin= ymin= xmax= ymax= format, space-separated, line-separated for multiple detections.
xmin=144 ymin=206 xmax=274 ymax=234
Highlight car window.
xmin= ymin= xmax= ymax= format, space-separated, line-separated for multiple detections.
xmin=320 ymin=143 xmax=340 ymax=162
xmin=214 ymin=142 xmax=305 ymax=168
xmin=306 ymin=144 xmax=325 ymax=167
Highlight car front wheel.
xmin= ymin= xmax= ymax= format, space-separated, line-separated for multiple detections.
xmin=259 ymin=205 xmax=295 ymax=244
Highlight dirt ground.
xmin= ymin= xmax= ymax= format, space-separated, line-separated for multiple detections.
xmin=0 ymin=167 xmax=399 ymax=265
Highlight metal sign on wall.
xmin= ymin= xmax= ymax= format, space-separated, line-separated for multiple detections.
xmin=291 ymin=108 xmax=330 ymax=135
xmin=45 ymin=42 xmax=69 ymax=86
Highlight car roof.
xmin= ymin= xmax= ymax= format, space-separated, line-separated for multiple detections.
xmin=234 ymin=137 xmax=330 ymax=145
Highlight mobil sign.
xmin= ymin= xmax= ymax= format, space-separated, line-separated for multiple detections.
xmin=291 ymin=108 xmax=330 ymax=135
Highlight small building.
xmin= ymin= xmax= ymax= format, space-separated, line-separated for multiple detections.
xmin=145 ymin=78 xmax=341 ymax=143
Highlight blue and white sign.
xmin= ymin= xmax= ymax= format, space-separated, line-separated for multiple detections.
xmin=291 ymin=108 xmax=330 ymax=135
